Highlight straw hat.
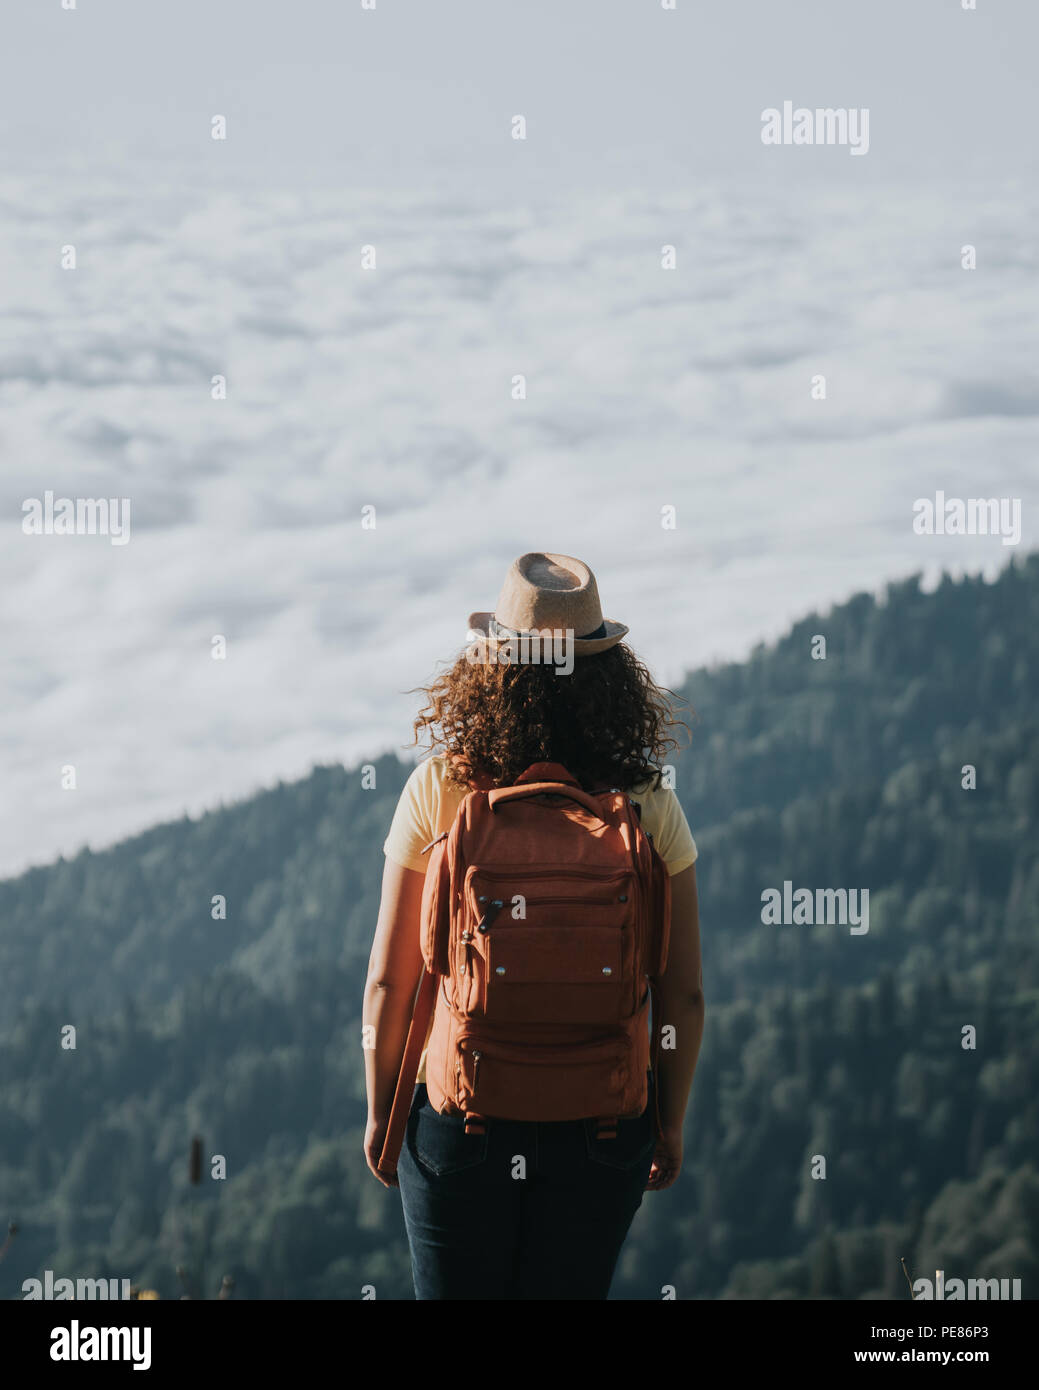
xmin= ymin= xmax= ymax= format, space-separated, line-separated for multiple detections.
xmin=467 ymin=552 xmax=628 ymax=657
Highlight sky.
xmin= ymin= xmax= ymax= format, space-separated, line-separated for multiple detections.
xmin=2 ymin=0 xmax=1037 ymax=877
xmin=2 ymin=0 xmax=1038 ymax=190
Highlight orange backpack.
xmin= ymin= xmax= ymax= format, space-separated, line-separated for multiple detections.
xmin=377 ymin=761 xmax=672 ymax=1178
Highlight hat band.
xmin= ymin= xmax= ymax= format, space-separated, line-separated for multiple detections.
xmin=489 ymin=615 xmax=607 ymax=642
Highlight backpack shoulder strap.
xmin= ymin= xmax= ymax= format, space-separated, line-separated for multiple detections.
xmin=377 ymin=968 xmax=439 ymax=1179
xmin=377 ymin=789 xmax=471 ymax=1178
xmin=648 ymin=975 xmax=665 ymax=1139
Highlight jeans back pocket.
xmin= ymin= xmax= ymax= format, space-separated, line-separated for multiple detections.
xmin=409 ymin=1085 xmax=490 ymax=1176
xmin=582 ymin=1073 xmax=656 ymax=1170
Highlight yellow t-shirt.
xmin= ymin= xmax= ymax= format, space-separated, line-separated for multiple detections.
xmin=382 ymin=755 xmax=698 ymax=1084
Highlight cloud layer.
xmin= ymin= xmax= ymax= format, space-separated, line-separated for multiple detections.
xmin=2 ymin=171 xmax=1036 ymax=877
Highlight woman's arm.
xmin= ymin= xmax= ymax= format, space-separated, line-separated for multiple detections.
xmin=362 ymin=855 xmax=427 ymax=1187
xmin=647 ymin=861 xmax=705 ymax=1191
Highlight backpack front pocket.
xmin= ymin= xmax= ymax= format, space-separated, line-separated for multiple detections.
xmin=465 ymin=866 xmax=635 ymax=931
xmin=461 ymin=866 xmax=637 ymax=1019
xmin=455 ymin=1031 xmax=633 ymax=1122
xmin=482 ymin=925 xmax=624 ymax=1022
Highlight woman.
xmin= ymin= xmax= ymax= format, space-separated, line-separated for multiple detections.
xmin=363 ymin=552 xmax=705 ymax=1300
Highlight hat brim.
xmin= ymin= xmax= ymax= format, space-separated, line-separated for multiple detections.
xmin=465 ymin=612 xmax=629 ymax=657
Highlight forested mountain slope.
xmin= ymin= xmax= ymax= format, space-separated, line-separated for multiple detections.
xmin=2 ymin=556 xmax=1037 ymax=1299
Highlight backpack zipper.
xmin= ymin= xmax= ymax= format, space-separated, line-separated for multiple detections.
xmin=467 ymin=868 xmax=634 ymax=930
xmin=467 ymin=867 xmax=628 ymax=900
xmin=505 ymin=894 xmax=629 ymax=909
xmin=469 ymin=865 xmax=630 ymax=882
xmin=458 ymin=1031 xmax=632 ymax=1068
xmin=460 ymin=928 xmax=476 ymax=977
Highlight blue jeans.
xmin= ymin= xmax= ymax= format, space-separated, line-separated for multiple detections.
xmin=396 ymin=1075 xmax=656 ymax=1299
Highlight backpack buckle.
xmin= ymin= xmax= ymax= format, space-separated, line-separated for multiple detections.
xmin=475 ymin=899 xmax=505 ymax=933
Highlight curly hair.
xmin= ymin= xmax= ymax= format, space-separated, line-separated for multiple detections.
xmin=407 ymin=642 xmax=692 ymax=792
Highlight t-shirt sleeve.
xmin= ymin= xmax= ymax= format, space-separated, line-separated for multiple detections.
xmin=383 ymin=760 xmax=439 ymax=873
xmin=650 ymin=787 xmax=698 ymax=876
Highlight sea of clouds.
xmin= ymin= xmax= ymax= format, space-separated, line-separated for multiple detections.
xmin=2 ymin=169 xmax=1036 ymax=877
